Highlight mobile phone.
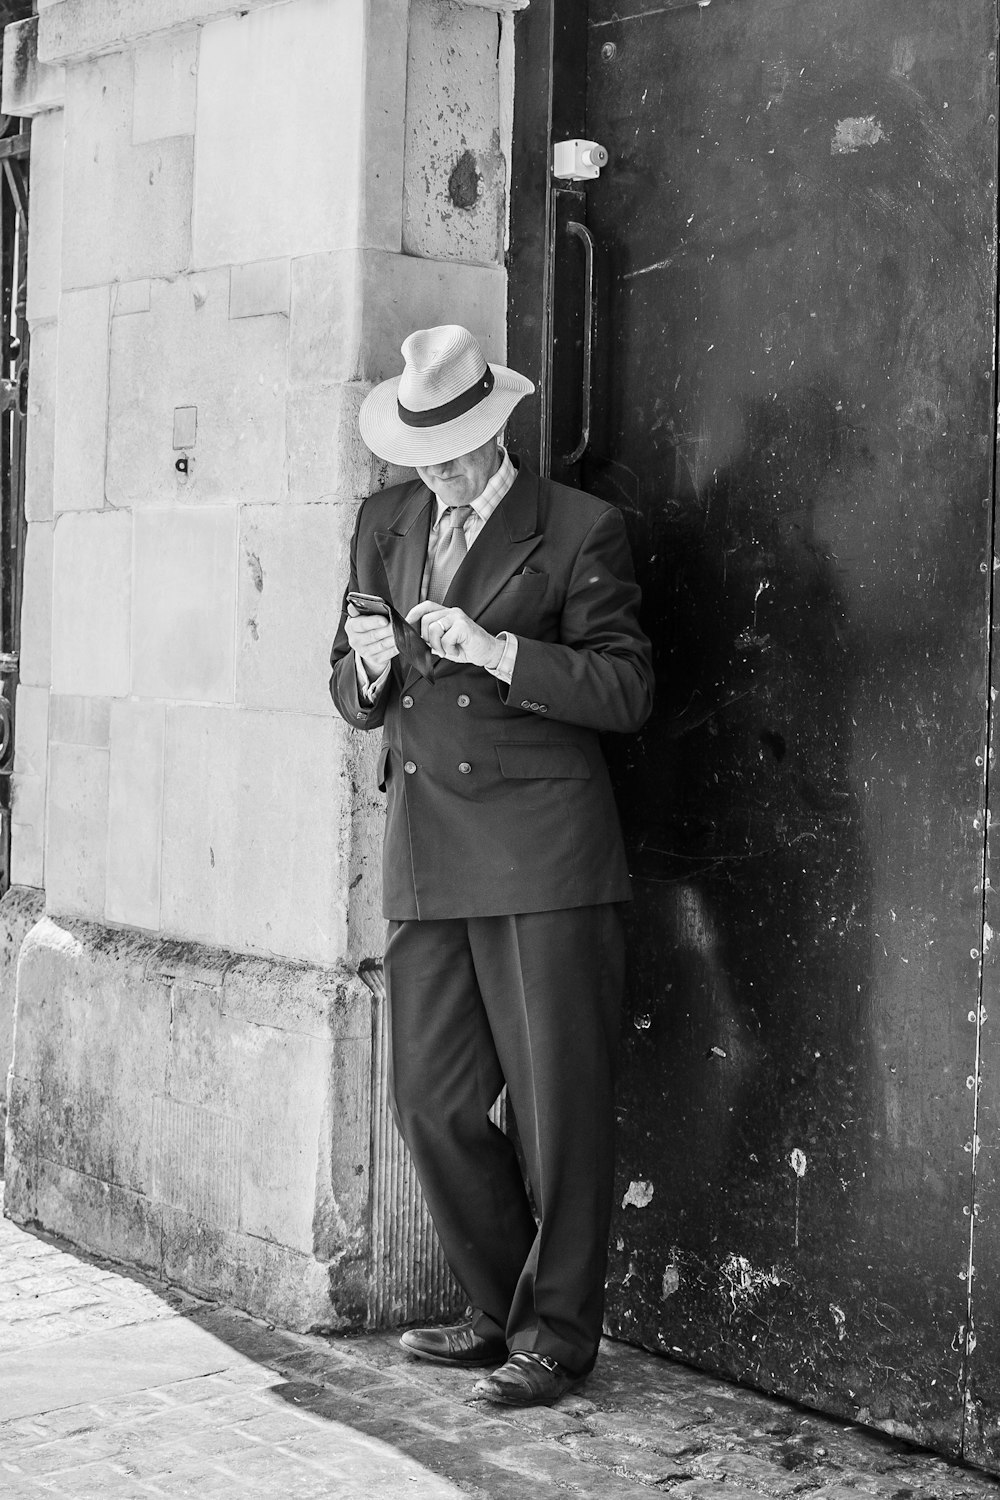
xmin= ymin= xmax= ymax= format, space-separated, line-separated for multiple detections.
xmin=347 ymin=591 xmax=391 ymax=617
xmin=346 ymin=590 xmax=438 ymax=682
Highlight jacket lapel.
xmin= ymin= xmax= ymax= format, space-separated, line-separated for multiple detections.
xmin=445 ymin=466 xmax=543 ymax=621
xmin=374 ymin=480 xmax=433 ymax=616
xmin=374 ymin=480 xmax=434 ymax=692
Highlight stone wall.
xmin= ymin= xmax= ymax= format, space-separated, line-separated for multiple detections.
xmin=6 ymin=916 xmax=373 ymax=1329
xmin=3 ymin=0 xmax=522 ymax=1326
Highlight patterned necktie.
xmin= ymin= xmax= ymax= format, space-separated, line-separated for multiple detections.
xmin=425 ymin=504 xmax=473 ymax=601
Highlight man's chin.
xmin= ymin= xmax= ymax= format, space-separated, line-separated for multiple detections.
xmin=430 ymin=479 xmax=470 ymax=502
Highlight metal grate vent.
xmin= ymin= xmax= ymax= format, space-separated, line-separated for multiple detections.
xmin=361 ymin=960 xmax=466 ymax=1327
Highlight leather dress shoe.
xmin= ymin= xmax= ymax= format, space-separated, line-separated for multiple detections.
xmin=474 ymin=1351 xmax=585 ymax=1406
xmin=399 ymin=1319 xmax=508 ymax=1367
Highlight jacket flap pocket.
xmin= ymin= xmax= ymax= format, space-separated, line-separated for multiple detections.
xmin=377 ymin=743 xmax=390 ymax=792
xmin=496 ymin=742 xmax=591 ymax=780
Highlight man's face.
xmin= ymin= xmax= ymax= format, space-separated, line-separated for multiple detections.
xmin=416 ymin=437 xmax=501 ymax=507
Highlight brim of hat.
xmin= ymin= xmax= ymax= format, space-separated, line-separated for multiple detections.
xmin=358 ymin=363 xmax=535 ymax=466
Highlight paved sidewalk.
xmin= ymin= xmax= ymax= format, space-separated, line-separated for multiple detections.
xmin=2 ymin=1197 xmax=999 ymax=1499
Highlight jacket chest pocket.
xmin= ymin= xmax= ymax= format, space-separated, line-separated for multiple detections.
xmin=483 ymin=571 xmax=552 ymax=633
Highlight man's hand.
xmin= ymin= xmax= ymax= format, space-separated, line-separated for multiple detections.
xmin=408 ymin=601 xmax=504 ymax=670
xmin=346 ymin=604 xmax=398 ymax=677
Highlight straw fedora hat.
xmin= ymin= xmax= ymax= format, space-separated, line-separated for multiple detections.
xmin=358 ymin=324 xmax=534 ymax=467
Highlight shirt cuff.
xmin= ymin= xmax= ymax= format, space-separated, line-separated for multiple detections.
xmin=355 ymin=653 xmax=391 ymax=703
xmin=486 ymin=631 xmax=517 ymax=685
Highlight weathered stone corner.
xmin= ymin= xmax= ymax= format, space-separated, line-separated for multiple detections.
xmin=4 ymin=915 xmax=374 ymax=1332
xmin=1 ymin=16 xmax=66 ymax=118
xmin=0 ymin=886 xmax=46 ymax=1172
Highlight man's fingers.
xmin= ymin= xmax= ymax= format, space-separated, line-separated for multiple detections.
xmin=348 ymin=615 xmax=392 ymax=640
xmin=407 ymin=600 xmax=444 ymax=624
xmin=346 ymin=615 xmax=397 ymax=666
xmin=406 ymin=604 xmax=471 ymax=637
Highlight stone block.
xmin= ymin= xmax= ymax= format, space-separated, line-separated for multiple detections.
xmin=11 ymin=919 xmax=169 ymax=1192
xmin=52 ymin=284 xmax=109 ymax=513
xmin=34 ymin=1161 xmax=164 ymax=1273
xmin=49 ymin=694 xmax=111 ymax=746
xmin=1 ymin=17 xmax=66 ymax=118
xmin=236 ymin=503 xmax=347 ymax=714
xmin=61 ymin=49 xmax=192 ymax=289
xmin=0 ymin=886 xmax=46 ymax=1169
xmin=289 ymin=247 xmax=507 ymax=388
xmin=230 ymin=258 xmax=290 ymax=320
xmin=106 ymin=698 xmax=165 ymax=930
xmin=9 ymin=753 xmax=48 ymax=890
xmin=18 ymin=521 xmax=53 ymax=688
xmin=10 ymin=686 xmax=49 ymax=891
xmin=131 ymin=507 xmax=237 ymax=702
xmin=51 ymin=510 xmax=132 ymax=697
xmin=132 ymin=29 xmax=197 ymax=144
xmin=324 ymin=1024 xmax=374 ymax=1264
xmin=38 ymin=0 xmax=284 ymax=67
xmin=160 ymin=706 xmax=349 ymax=966
xmin=358 ymin=0 xmax=407 ymax=254
xmin=403 ymin=0 xmax=506 ymax=267
xmin=26 ymin=111 xmax=64 ymax=326
xmin=24 ymin=320 xmax=57 ymax=523
xmin=160 ymin=1208 xmax=360 ymax=1330
xmin=26 ymin=115 xmax=63 ymax=331
xmin=113 ymin=278 xmax=151 ymax=316
xmin=106 ymin=271 xmax=287 ymax=507
xmin=193 ymin=0 xmax=364 ymax=269
xmin=4 ymin=1073 xmax=39 ymax=1219
xmin=45 ymin=742 xmax=109 ymax=918
xmin=162 ymin=990 xmax=328 ymax=1252
xmin=287 ymin=382 xmax=375 ymax=502
xmin=4 ymin=913 xmax=374 ymax=1332
xmin=217 ymin=951 xmax=361 ymax=1036
xmin=289 ymin=251 xmax=363 ymax=388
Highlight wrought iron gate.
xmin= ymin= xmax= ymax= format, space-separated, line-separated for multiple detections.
xmin=0 ymin=96 xmax=28 ymax=898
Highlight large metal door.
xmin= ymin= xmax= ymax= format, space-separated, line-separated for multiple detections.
xmin=509 ymin=0 xmax=1000 ymax=1468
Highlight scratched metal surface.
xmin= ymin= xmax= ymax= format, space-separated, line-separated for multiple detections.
xmin=551 ymin=0 xmax=998 ymax=1461
xmin=969 ymin=388 xmax=1000 ymax=1461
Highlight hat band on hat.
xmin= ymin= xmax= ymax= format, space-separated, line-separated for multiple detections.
xmin=397 ymin=366 xmax=495 ymax=429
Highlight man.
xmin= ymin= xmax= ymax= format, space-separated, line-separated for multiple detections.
xmin=329 ymin=325 xmax=653 ymax=1406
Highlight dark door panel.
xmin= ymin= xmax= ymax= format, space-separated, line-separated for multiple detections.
xmin=512 ymin=0 xmax=999 ymax=1462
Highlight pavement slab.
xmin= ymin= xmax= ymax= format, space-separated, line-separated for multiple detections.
xmin=3 ymin=1189 xmax=1000 ymax=1499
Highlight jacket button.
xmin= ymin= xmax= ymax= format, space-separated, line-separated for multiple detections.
xmin=401 ymin=695 xmax=414 ymax=709
xmin=520 ymin=700 xmax=531 ymax=709
xmin=530 ymin=701 xmax=540 ymax=711
xmin=538 ymin=704 xmax=548 ymax=713
xmin=404 ymin=760 xmax=417 ymax=774
xmin=458 ymin=762 xmax=472 ymax=774
xmin=457 ymin=694 xmax=470 ymax=707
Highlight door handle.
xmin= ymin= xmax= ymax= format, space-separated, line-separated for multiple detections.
xmin=562 ymin=219 xmax=597 ymax=466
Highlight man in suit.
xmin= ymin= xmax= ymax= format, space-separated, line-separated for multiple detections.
xmin=330 ymin=325 xmax=654 ymax=1406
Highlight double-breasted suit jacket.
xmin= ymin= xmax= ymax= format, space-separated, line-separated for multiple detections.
xmin=329 ymin=462 xmax=654 ymax=918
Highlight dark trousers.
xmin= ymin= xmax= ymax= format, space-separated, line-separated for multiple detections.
xmin=384 ymin=904 xmax=624 ymax=1375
